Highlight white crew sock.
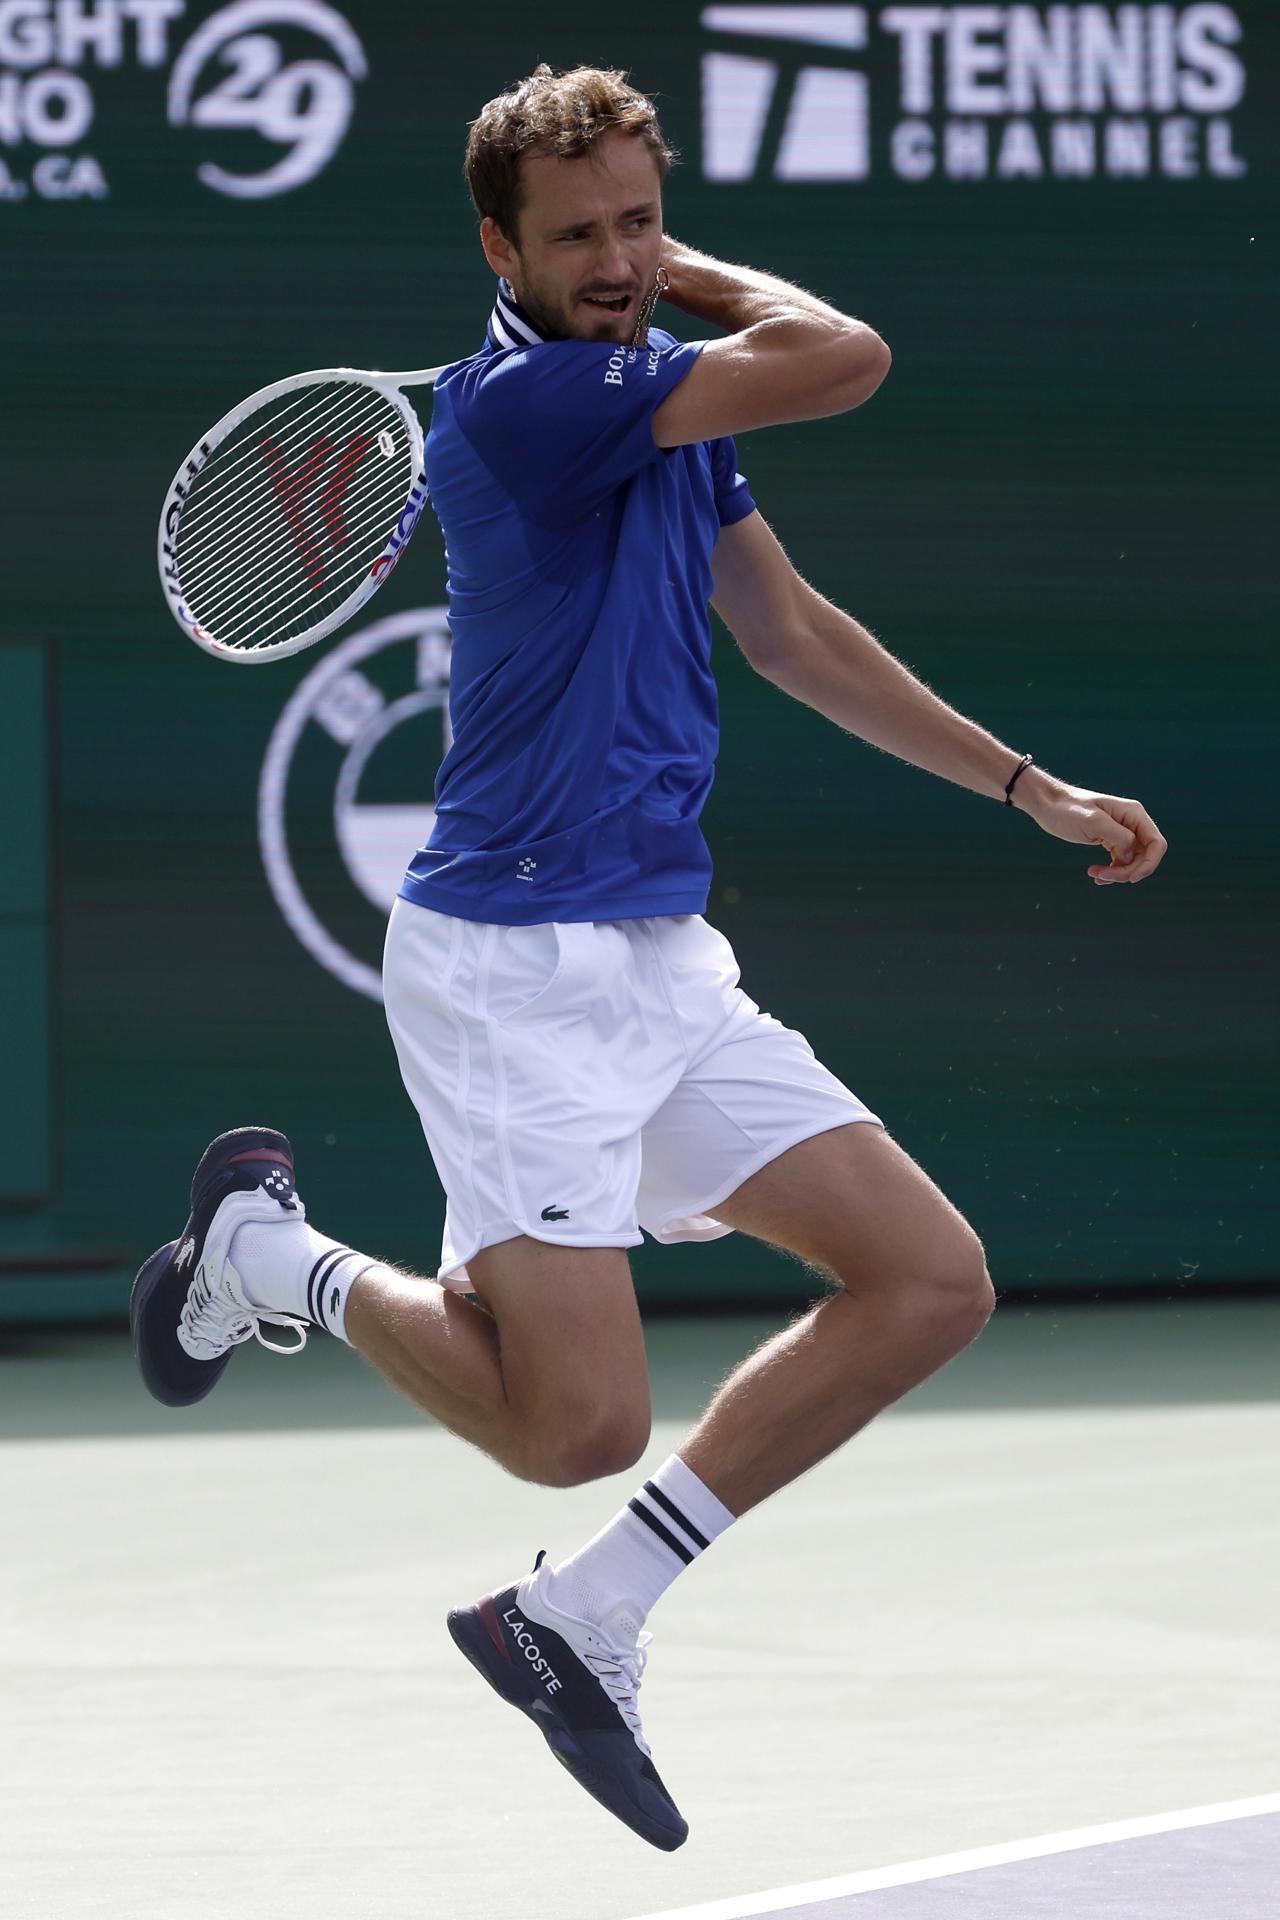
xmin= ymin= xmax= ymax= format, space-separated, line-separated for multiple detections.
xmin=541 ymin=1454 xmax=736 ymax=1642
xmin=227 ymin=1218 xmax=379 ymax=1346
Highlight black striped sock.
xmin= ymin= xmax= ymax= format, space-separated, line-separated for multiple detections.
xmin=626 ymin=1480 xmax=711 ymax=1566
xmin=543 ymin=1453 xmax=736 ymax=1631
xmin=304 ymin=1246 xmax=376 ymax=1344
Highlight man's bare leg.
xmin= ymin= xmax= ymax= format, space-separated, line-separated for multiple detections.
xmin=537 ymin=1123 xmax=993 ymax=1632
xmin=441 ymin=1131 xmax=989 ymax=1859
xmin=345 ymin=1237 xmax=650 ymax=1487
xmin=343 ymin=1266 xmax=510 ymax=1445
xmin=679 ymin=1123 xmax=995 ymax=1514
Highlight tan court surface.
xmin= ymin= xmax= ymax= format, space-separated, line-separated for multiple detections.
xmin=2 ymin=1299 xmax=1277 ymax=1920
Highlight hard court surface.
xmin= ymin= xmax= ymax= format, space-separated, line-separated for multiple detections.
xmin=2 ymin=1298 xmax=1277 ymax=1920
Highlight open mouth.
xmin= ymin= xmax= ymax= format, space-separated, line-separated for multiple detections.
xmin=580 ymin=293 xmax=633 ymax=315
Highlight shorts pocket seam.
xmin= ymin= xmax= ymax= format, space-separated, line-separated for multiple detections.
xmin=491 ymin=923 xmax=569 ymax=1026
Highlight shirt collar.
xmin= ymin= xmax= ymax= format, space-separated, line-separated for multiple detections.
xmin=486 ymin=278 xmax=550 ymax=351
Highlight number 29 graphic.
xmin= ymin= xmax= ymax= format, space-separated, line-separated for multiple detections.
xmin=167 ymin=1 xmax=367 ymax=200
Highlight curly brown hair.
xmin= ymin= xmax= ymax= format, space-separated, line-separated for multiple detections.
xmin=465 ymin=63 xmax=676 ymax=243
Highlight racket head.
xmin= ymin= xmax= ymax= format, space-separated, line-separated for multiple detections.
xmin=158 ymin=369 xmax=429 ymax=664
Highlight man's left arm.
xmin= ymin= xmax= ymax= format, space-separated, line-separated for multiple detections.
xmin=710 ymin=512 xmax=1167 ymax=886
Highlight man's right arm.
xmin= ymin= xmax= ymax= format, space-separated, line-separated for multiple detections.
xmin=650 ymin=237 xmax=891 ymax=449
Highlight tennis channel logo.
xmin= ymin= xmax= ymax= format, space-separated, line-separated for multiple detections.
xmin=258 ymin=609 xmax=452 ymax=1002
xmin=0 ymin=0 xmax=365 ymax=203
xmin=701 ymin=4 xmax=1248 ymax=184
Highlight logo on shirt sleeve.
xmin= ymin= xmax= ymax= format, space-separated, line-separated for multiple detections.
xmin=603 ymin=344 xmax=664 ymax=387
xmin=603 ymin=345 xmax=638 ymax=388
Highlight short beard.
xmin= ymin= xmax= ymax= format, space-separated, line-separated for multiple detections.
xmin=509 ymin=271 xmax=573 ymax=341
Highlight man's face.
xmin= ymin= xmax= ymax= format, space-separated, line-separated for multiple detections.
xmin=481 ymin=128 xmax=664 ymax=344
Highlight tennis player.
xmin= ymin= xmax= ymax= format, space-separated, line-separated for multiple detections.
xmin=133 ymin=65 xmax=1167 ymax=1850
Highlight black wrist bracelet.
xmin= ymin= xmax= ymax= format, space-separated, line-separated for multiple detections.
xmin=1004 ymin=753 xmax=1034 ymax=805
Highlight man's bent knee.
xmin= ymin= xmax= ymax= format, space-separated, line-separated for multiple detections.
xmin=520 ymin=1407 xmax=652 ymax=1490
xmin=917 ymin=1229 xmax=996 ymax=1343
xmin=834 ymin=1221 xmax=995 ymax=1339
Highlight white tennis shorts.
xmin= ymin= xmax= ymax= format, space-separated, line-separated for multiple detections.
xmin=382 ymin=900 xmax=883 ymax=1288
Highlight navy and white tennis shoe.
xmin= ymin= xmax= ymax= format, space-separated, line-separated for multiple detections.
xmin=131 ymin=1125 xmax=309 ymax=1408
xmin=447 ymin=1550 xmax=688 ymax=1851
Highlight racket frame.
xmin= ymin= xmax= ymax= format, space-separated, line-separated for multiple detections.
xmin=158 ymin=364 xmax=444 ymax=665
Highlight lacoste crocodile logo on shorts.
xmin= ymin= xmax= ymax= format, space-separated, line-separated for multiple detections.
xmin=540 ymin=1205 xmax=570 ymax=1222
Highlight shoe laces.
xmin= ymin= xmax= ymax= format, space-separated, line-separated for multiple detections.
xmin=582 ymin=1629 xmax=654 ymax=1754
xmin=178 ymin=1286 xmax=308 ymax=1358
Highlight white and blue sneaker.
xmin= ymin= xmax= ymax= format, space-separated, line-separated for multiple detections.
xmin=131 ymin=1126 xmax=309 ymax=1408
xmin=447 ymin=1550 xmax=688 ymax=1851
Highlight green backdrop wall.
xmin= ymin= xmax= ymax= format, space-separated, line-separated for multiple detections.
xmin=1 ymin=3 xmax=1275 ymax=1312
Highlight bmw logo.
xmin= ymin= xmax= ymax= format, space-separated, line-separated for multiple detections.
xmin=258 ymin=608 xmax=453 ymax=1001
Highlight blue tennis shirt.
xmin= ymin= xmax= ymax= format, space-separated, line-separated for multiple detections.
xmin=398 ymin=279 xmax=756 ymax=925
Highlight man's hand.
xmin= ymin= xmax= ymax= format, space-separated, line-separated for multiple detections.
xmin=1016 ymin=777 xmax=1168 ymax=886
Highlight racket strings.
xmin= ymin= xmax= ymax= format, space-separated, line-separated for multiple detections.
xmin=239 ymin=530 xmax=405 ymax=652
xmin=172 ymin=380 xmax=417 ymax=653
xmin=177 ymin=384 xmax=390 ymax=569
xmin=186 ymin=417 xmax=411 ymax=617
xmin=196 ymin=458 xmax=394 ymax=630
xmin=177 ymin=391 xmax=396 ymax=592
xmin=178 ymin=379 xmax=367 ymax=527
xmin=202 ymin=467 xmax=415 ymax=645
xmin=177 ymin=393 xmax=383 ymax=560
xmin=194 ymin=466 xmax=410 ymax=651
xmin=181 ymin=443 xmax=408 ymax=643
xmin=206 ymin=508 xmax=395 ymax=653
xmin=240 ymin=538 xmax=399 ymax=652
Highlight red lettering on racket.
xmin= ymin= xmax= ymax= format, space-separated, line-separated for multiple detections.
xmin=317 ymin=433 xmax=374 ymax=550
xmin=261 ymin=432 xmax=375 ymax=592
xmin=261 ymin=436 xmax=332 ymax=589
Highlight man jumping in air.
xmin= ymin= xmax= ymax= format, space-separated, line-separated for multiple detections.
xmin=133 ymin=65 xmax=1167 ymax=1850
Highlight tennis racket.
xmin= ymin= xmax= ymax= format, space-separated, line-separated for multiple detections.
xmin=158 ymin=363 xmax=446 ymax=664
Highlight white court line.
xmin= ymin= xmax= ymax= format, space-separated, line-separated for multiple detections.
xmin=625 ymin=1792 xmax=1280 ymax=1920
